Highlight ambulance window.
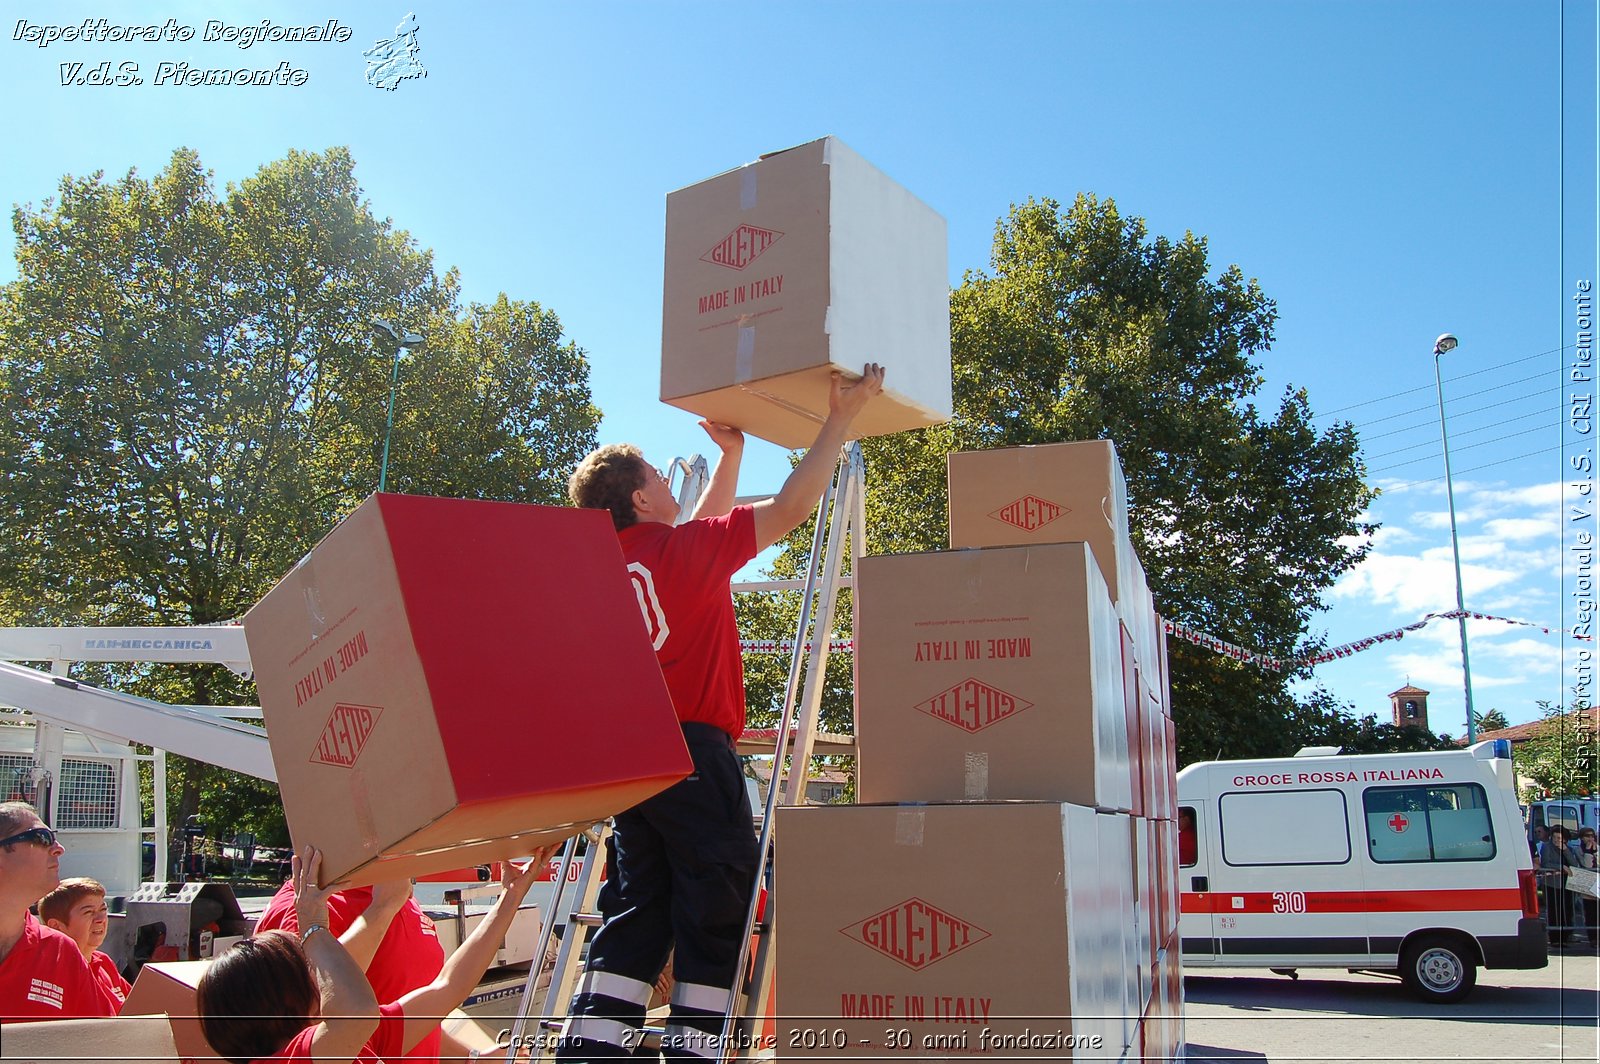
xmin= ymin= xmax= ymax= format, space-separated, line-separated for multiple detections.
xmin=1364 ymin=784 xmax=1495 ymax=863
xmin=1550 ymin=804 xmax=1579 ymax=834
xmin=1178 ymin=806 xmax=1198 ymax=867
xmin=1218 ymin=789 xmax=1351 ymax=866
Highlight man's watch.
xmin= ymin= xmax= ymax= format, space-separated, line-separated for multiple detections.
xmin=301 ymin=923 xmax=329 ymax=943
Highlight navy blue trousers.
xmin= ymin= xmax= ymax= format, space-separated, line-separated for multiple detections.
xmin=556 ymin=723 xmax=758 ymax=1062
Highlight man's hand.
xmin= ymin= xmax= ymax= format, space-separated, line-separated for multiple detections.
xmin=752 ymin=362 xmax=887 ymax=552
xmin=698 ymin=420 xmax=745 ymax=454
xmin=830 ymin=362 xmax=885 ymax=421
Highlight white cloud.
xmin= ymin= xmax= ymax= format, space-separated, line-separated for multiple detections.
xmin=1482 ymin=517 xmax=1559 ymax=542
xmin=1332 ymin=547 xmax=1524 ymax=614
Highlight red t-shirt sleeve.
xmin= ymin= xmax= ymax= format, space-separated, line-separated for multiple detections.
xmin=679 ymin=505 xmax=757 ymax=581
xmin=372 ymin=1001 xmax=407 ymax=1058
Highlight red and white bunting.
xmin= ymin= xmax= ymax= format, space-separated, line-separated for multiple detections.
xmin=1159 ymin=609 xmax=1592 ymax=674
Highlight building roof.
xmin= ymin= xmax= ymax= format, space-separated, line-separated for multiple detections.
xmin=1389 ymin=684 xmax=1430 ymax=698
xmin=1466 ymin=705 xmax=1600 ymax=744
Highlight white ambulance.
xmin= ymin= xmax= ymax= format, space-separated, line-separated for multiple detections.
xmin=1176 ymin=739 xmax=1546 ymax=1002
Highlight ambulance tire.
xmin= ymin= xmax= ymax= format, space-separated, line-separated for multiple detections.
xmin=1399 ymin=935 xmax=1477 ymax=1003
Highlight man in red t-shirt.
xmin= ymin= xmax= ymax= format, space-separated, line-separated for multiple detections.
xmin=253 ymin=881 xmax=446 ymax=1061
xmin=557 ymin=364 xmax=884 ymax=1062
xmin=0 ymin=802 xmax=116 ymax=1022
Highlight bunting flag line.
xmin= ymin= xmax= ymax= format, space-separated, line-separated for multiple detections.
xmin=741 ymin=638 xmax=854 ymax=655
xmin=1159 ymin=609 xmax=1593 ymax=674
xmin=738 ymin=611 xmax=1589 ymax=674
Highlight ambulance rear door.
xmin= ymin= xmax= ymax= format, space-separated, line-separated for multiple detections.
xmin=1176 ymin=799 xmax=1216 ymax=963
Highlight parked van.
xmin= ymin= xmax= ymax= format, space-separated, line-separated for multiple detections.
xmin=1176 ymin=739 xmax=1545 ymax=1002
xmin=1526 ymin=797 xmax=1600 ymax=842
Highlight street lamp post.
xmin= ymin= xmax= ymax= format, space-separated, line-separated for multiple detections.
xmin=371 ymin=318 xmax=424 ymax=493
xmin=1432 ymin=332 xmax=1476 ymax=742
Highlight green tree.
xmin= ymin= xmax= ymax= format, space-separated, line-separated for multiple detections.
xmin=1517 ymin=700 xmax=1598 ymax=798
xmin=1474 ymin=707 xmax=1511 ymax=733
xmin=0 ymin=147 xmax=601 ymax=851
xmin=752 ymin=196 xmax=1376 ymax=762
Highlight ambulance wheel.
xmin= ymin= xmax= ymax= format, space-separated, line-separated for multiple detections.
xmin=1400 ymin=935 xmax=1477 ymax=1003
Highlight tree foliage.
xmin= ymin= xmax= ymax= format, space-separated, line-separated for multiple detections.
xmin=1474 ymin=708 xmax=1512 ymax=734
xmin=0 ymin=147 xmax=601 ymax=847
xmin=751 ymin=195 xmax=1381 ymax=763
xmin=1517 ymin=700 xmax=1599 ymax=799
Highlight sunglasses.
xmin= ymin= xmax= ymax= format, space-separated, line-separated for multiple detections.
xmin=0 ymin=826 xmax=56 ymax=850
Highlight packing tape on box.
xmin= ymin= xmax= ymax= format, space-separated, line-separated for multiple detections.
xmin=962 ymin=751 xmax=989 ymax=800
xmin=735 ymin=326 xmax=755 ymax=381
xmin=894 ymin=808 xmax=925 ymax=847
xmin=300 ymin=578 xmax=328 ymax=641
xmin=741 ymin=167 xmax=758 ymax=211
xmin=350 ymin=769 xmax=382 ymax=854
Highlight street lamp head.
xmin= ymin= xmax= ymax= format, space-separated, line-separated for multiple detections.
xmin=1433 ymin=333 xmax=1458 ymax=357
xmin=372 ymin=318 xmax=424 ymax=349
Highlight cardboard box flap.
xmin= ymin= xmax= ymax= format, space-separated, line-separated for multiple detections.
xmin=3 ymin=1015 xmax=182 ymax=1063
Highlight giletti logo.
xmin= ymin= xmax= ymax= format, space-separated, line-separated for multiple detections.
xmin=310 ymin=703 xmax=382 ymax=768
xmin=916 ymin=678 xmax=1033 ymax=733
xmin=701 ymin=224 xmax=783 ymax=271
xmin=989 ymin=494 xmax=1067 ymax=532
xmin=841 ymin=898 xmax=990 ymax=971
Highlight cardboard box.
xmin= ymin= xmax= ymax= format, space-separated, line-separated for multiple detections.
xmin=774 ymin=802 xmax=1117 ymax=1060
xmin=947 ymin=442 xmax=1133 ymax=595
xmin=1 ymin=1015 xmax=181 ymax=1063
xmin=1121 ymin=628 xmax=1144 ymax=819
xmin=947 ymin=441 xmax=1167 ymax=694
xmin=1096 ymin=812 xmax=1136 ymax=1052
xmin=855 ymin=543 xmax=1129 ymax=810
xmin=1131 ymin=817 xmax=1155 ymax=1006
xmin=121 ymin=960 xmax=215 ymax=1062
xmin=661 ymin=136 xmax=952 ymax=449
xmin=244 ymin=493 xmax=692 ymax=886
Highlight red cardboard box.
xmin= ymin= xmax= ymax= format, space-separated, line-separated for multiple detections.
xmin=774 ymin=802 xmax=1118 ymax=1060
xmin=244 ymin=493 xmax=691 ymax=887
xmin=854 ymin=543 xmax=1129 ymax=810
xmin=662 ymin=136 xmax=952 ymax=449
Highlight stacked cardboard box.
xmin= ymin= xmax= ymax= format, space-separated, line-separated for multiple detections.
xmin=775 ymin=441 xmax=1182 ymax=1062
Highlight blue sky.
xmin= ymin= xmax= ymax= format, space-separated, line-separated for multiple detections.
xmin=2 ymin=1 xmax=1595 ymax=734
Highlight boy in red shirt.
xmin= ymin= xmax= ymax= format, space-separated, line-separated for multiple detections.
xmin=557 ymin=364 xmax=883 ymax=1062
xmin=38 ymin=876 xmax=131 ymax=1011
xmin=0 ymin=802 xmax=116 ymax=1021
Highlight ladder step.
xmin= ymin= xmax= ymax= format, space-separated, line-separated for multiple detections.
xmin=568 ymin=912 xmax=603 ymax=927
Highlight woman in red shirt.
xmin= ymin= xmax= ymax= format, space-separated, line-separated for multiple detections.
xmin=197 ymin=844 xmax=551 ymax=1063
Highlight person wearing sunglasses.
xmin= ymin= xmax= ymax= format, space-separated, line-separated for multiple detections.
xmin=0 ymin=802 xmax=118 ymax=1021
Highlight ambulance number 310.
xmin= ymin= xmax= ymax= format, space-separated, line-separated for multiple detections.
xmin=1271 ymin=891 xmax=1307 ymax=914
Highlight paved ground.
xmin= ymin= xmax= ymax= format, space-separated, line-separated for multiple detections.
xmin=1183 ymin=944 xmax=1599 ymax=1064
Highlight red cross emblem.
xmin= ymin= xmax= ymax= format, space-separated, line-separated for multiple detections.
xmin=1388 ymin=813 xmax=1409 ymax=833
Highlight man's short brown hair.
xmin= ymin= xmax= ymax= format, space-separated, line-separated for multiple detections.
xmin=569 ymin=444 xmax=649 ymax=531
xmin=38 ymin=876 xmax=105 ymax=925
